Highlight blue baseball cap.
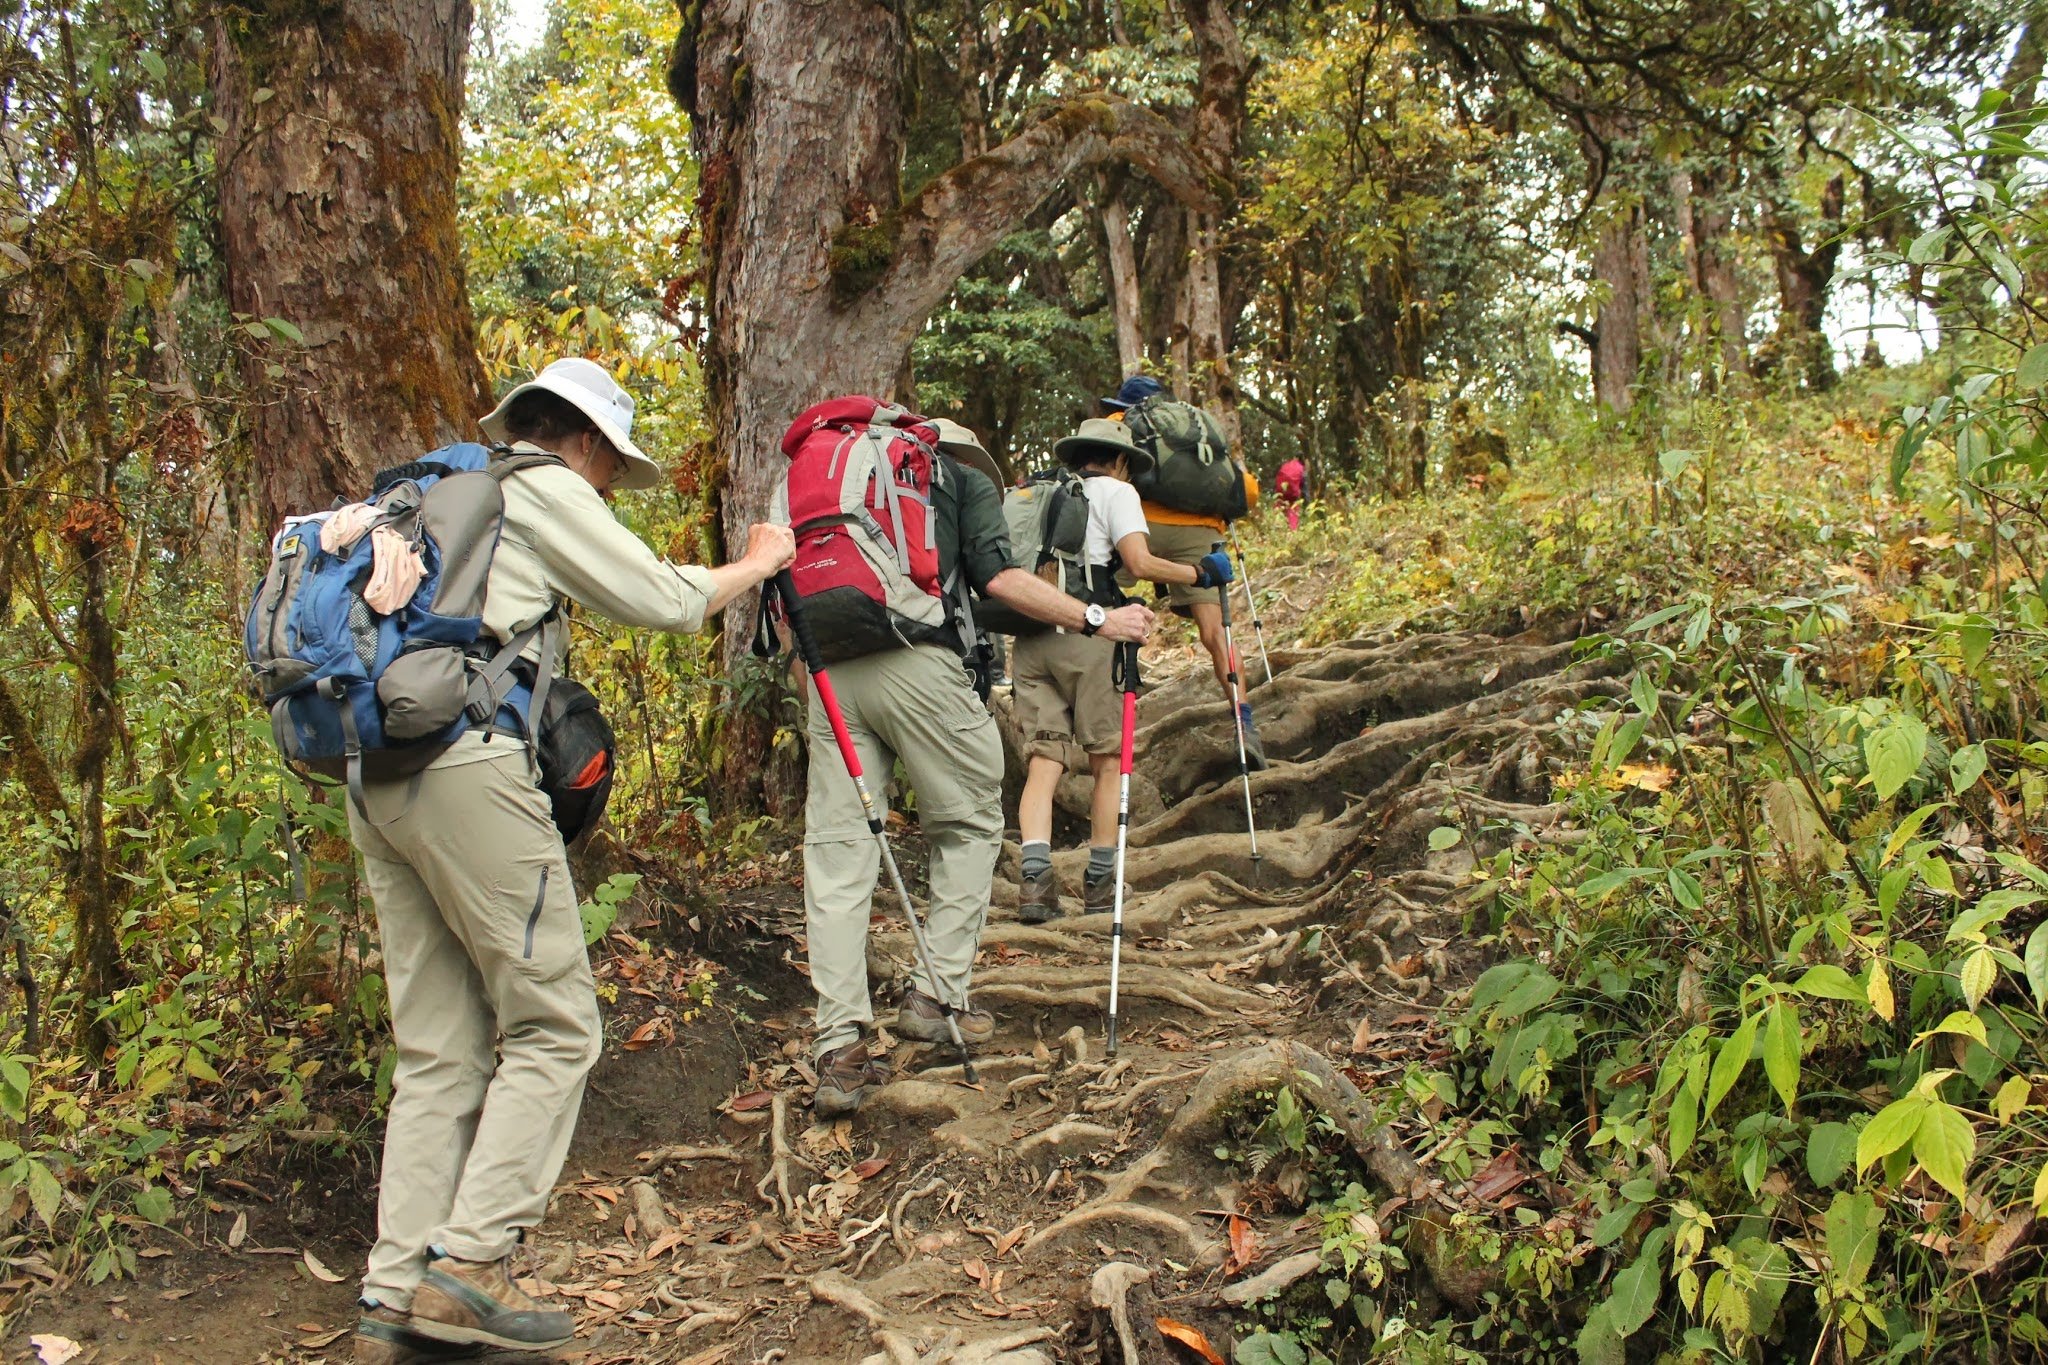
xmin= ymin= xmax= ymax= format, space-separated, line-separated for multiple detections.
xmin=1100 ymin=374 xmax=1165 ymax=413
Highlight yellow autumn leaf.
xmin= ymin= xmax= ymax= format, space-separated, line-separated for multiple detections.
xmin=1868 ymin=959 xmax=1896 ymax=1022
xmin=1996 ymin=1075 xmax=2033 ymax=1125
xmin=1961 ymin=947 xmax=1997 ymax=1009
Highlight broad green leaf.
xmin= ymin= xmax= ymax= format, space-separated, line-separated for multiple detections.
xmin=1919 ymin=1010 xmax=1988 ymax=1046
xmin=1807 ymin=1121 xmax=1859 ymax=1186
xmin=263 ymin=316 xmax=306 ymax=345
xmin=1428 ymin=825 xmax=1462 ymax=852
xmin=1949 ymin=887 xmax=2043 ymax=941
xmin=1995 ymin=1075 xmax=2033 ymax=1124
xmin=1913 ymin=1100 xmax=1976 ymax=1200
xmin=1792 ymin=964 xmax=1863 ymax=1002
xmin=1824 ymin=1191 xmax=1881 ymax=1295
xmin=25 ymin=1159 xmax=59 ymax=1229
xmin=1763 ymin=1002 xmax=1800 ymax=1111
xmin=1918 ymin=854 xmax=1956 ymax=896
xmin=138 ymin=49 xmax=168 ymax=83
xmin=1858 ymin=1095 xmax=1926 ymax=1172
xmin=2035 ymin=1161 xmax=2048 ymax=1210
xmin=1704 ymin=1012 xmax=1759 ymax=1120
xmin=1668 ymin=867 xmax=1704 ymax=912
xmin=1592 ymin=1202 xmax=1639 ymax=1248
xmin=1630 ymin=669 xmax=1659 ymax=717
xmin=1607 ymin=1227 xmax=1670 ymax=1337
xmin=1961 ymin=947 xmax=1998 ymax=1008
xmin=2028 ymin=923 xmax=2048 ymax=1009
xmin=1951 ymin=744 xmax=1988 ymax=793
xmin=1668 ymin=1074 xmax=1700 ymax=1160
xmin=1574 ymin=1302 xmax=1625 ymax=1365
xmin=2020 ymin=343 xmax=2048 ymax=390
xmin=132 ymin=1185 xmax=173 ymax=1225
xmin=1907 ymin=225 xmax=1952 ymax=264
xmin=1884 ymin=802 xmax=1950 ymax=865
xmin=1866 ymin=715 xmax=1928 ymax=801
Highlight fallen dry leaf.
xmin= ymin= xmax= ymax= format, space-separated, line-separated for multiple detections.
xmin=1349 ymin=1019 xmax=1373 ymax=1054
xmin=302 ymin=1250 xmax=344 ymax=1283
xmin=228 ymin=1210 xmax=248 ymax=1249
xmin=994 ymin=1224 xmax=1028 ymax=1259
xmin=1615 ymin=762 xmax=1675 ymax=793
xmin=30 ymin=1336 xmax=82 ymax=1365
xmin=850 ymin=1157 xmax=891 ymax=1180
xmin=298 ymin=1327 xmax=349 ymax=1349
xmin=963 ymin=1256 xmax=989 ymax=1287
xmin=1155 ymin=1316 xmax=1226 ymax=1365
xmin=727 ymin=1090 xmax=773 ymax=1113
xmin=1468 ymin=1148 xmax=1530 ymax=1204
xmin=622 ymin=1017 xmax=667 ymax=1052
xmin=1225 ymin=1214 xmax=1259 ymax=1277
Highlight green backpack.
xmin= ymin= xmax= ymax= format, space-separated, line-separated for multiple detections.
xmin=1124 ymin=398 xmax=1250 ymax=520
xmin=975 ymin=467 xmax=1120 ymax=636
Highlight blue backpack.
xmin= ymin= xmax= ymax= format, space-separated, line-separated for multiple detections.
xmin=244 ymin=443 xmax=565 ymax=810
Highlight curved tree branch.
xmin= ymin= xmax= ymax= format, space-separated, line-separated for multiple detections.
xmin=848 ymin=95 xmax=1223 ymax=348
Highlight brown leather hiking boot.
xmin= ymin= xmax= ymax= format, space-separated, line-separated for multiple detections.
xmin=1084 ymin=875 xmax=1124 ymax=913
xmin=896 ymin=988 xmax=995 ymax=1045
xmin=354 ymin=1304 xmax=481 ymax=1364
xmin=814 ymin=1040 xmax=889 ymax=1117
xmin=408 ymin=1254 xmax=574 ymax=1353
xmin=1017 ymin=865 xmax=1062 ymax=923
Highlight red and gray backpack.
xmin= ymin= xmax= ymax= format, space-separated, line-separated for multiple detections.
xmin=768 ymin=396 xmax=978 ymax=666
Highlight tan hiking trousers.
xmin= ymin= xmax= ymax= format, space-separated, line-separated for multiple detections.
xmin=802 ymin=645 xmax=1003 ymax=1058
xmin=347 ymin=738 xmax=601 ymax=1308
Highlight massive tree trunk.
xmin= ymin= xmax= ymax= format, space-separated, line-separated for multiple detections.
xmin=1672 ymin=161 xmax=1748 ymax=382
xmin=212 ymin=0 xmax=491 ymax=529
xmin=1182 ymin=0 xmax=1249 ymax=446
xmin=672 ymin=0 xmax=1217 ymax=808
xmin=1099 ymin=176 xmax=1146 ymax=378
xmin=1764 ymin=172 xmax=1844 ymax=389
xmin=1589 ymin=199 xmax=1649 ymax=411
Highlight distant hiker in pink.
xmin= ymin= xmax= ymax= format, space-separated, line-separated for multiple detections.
xmin=1275 ymin=458 xmax=1307 ymax=531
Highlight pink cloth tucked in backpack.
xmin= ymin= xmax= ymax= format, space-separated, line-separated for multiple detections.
xmin=320 ymin=502 xmax=380 ymax=554
xmin=362 ymin=527 xmax=426 ymax=613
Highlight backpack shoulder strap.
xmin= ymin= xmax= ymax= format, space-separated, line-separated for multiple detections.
xmin=487 ymin=449 xmax=569 ymax=481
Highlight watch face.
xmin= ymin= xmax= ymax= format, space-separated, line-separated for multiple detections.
xmin=1087 ymin=604 xmax=1107 ymax=626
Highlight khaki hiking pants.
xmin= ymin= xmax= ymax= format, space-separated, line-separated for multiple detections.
xmin=348 ymin=743 xmax=601 ymax=1308
xmin=803 ymin=644 xmax=1003 ymax=1058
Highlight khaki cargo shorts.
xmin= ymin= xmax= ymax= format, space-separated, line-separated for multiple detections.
xmin=1011 ymin=629 xmax=1123 ymax=767
xmin=1121 ymin=520 xmax=1227 ymax=613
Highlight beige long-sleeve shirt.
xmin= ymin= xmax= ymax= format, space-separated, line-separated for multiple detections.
xmin=437 ymin=444 xmax=716 ymax=767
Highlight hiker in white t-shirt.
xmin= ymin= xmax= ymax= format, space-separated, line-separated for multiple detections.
xmin=1011 ymin=418 xmax=1234 ymax=922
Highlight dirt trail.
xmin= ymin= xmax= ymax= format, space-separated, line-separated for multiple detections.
xmin=9 ymin=605 xmax=1614 ymax=1365
xmin=573 ymin=611 xmax=1613 ymax=1364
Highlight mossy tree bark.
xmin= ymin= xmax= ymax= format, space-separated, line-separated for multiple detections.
xmin=671 ymin=0 xmax=1220 ymax=810
xmin=1764 ymin=171 xmax=1844 ymax=390
xmin=211 ymin=0 xmax=491 ymax=529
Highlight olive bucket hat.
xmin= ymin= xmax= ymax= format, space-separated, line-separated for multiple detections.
xmin=928 ymin=417 xmax=1005 ymax=488
xmin=1053 ymin=417 xmax=1155 ymax=475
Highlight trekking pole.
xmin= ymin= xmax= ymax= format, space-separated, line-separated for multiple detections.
xmin=775 ymin=572 xmax=978 ymax=1083
xmin=1228 ymin=528 xmax=1274 ymax=686
xmin=1212 ymin=541 xmax=1262 ymax=866
xmin=1106 ymin=641 xmax=1140 ymax=1058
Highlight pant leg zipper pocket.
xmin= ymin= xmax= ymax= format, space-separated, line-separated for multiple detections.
xmin=523 ymin=867 xmax=549 ymax=959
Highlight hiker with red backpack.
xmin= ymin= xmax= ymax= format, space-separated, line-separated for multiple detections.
xmin=767 ymin=400 xmax=1153 ymax=1117
xmin=1276 ymin=456 xmax=1308 ymax=530
xmin=1101 ymin=375 xmax=1268 ymax=767
xmin=249 ymin=358 xmax=795 ymax=1365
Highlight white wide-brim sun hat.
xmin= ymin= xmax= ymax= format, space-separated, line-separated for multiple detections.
xmin=480 ymin=357 xmax=663 ymax=492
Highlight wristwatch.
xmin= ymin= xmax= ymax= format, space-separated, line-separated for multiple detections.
xmin=1081 ymin=603 xmax=1108 ymax=636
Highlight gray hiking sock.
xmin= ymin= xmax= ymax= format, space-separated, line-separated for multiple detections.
xmin=1021 ymin=841 xmax=1052 ymax=880
xmin=1085 ymin=846 xmax=1116 ymax=886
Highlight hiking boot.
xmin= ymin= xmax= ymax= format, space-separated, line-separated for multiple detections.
xmin=1238 ymin=705 xmax=1269 ymax=772
xmin=1018 ymin=865 xmax=1063 ymax=923
xmin=896 ymin=988 xmax=996 ymax=1045
xmin=408 ymin=1253 xmax=575 ymax=1353
xmin=1084 ymin=875 xmax=1125 ymax=914
xmin=814 ymin=1040 xmax=889 ymax=1117
xmin=354 ymin=1303 xmax=481 ymax=1364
